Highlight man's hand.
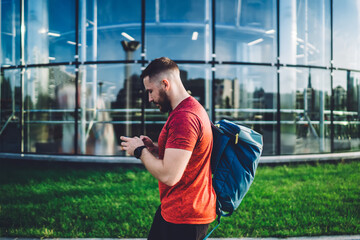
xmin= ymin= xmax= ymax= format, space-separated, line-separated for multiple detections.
xmin=140 ymin=135 xmax=159 ymax=157
xmin=121 ymin=136 xmax=192 ymax=186
xmin=120 ymin=136 xmax=145 ymax=156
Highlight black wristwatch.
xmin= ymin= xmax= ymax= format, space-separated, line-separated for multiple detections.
xmin=134 ymin=145 xmax=147 ymax=159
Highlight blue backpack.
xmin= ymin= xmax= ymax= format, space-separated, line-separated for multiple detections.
xmin=204 ymin=119 xmax=263 ymax=239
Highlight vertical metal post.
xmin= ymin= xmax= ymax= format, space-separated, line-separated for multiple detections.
xmin=80 ymin=0 xmax=87 ymax=153
xmin=0 ymin=3 xmax=3 ymax=134
xmin=92 ymin=0 xmax=98 ymax=123
xmin=211 ymin=0 xmax=216 ymax=123
xmin=0 ymin=2 xmax=1 ymax=68
xmin=141 ymin=0 xmax=146 ymax=134
xmin=276 ymin=0 xmax=281 ymax=155
xmin=0 ymin=69 xmax=2 ymax=142
xmin=205 ymin=0 xmax=212 ymax=116
xmin=20 ymin=0 xmax=25 ymax=153
xmin=304 ymin=0 xmax=308 ymax=65
xmin=319 ymin=89 xmax=325 ymax=152
xmin=319 ymin=0 xmax=327 ymax=153
xmin=125 ymin=50 xmax=132 ymax=137
xmin=330 ymin=0 xmax=334 ymax=152
xmin=74 ymin=0 xmax=79 ymax=154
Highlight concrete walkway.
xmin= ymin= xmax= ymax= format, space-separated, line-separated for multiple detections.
xmin=2 ymin=236 xmax=360 ymax=240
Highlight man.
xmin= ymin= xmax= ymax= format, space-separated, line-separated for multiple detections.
xmin=120 ymin=57 xmax=216 ymax=240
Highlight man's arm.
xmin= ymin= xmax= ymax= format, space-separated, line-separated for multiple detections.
xmin=120 ymin=136 xmax=191 ymax=186
xmin=141 ymin=147 xmax=192 ymax=186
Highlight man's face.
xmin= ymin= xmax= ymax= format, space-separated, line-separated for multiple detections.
xmin=143 ymin=76 xmax=171 ymax=113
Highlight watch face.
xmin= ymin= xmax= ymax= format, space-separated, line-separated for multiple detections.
xmin=135 ymin=147 xmax=141 ymax=158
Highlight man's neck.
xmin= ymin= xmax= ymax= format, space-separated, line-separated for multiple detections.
xmin=171 ymin=91 xmax=190 ymax=111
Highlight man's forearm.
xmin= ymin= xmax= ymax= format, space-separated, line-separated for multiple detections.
xmin=140 ymin=148 xmax=192 ymax=187
xmin=140 ymin=148 xmax=170 ymax=185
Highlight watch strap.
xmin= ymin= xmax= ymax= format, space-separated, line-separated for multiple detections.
xmin=134 ymin=145 xmax=147 ymax=159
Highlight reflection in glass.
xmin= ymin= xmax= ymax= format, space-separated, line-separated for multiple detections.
xmin=146 ymin=0 xmax=210 ymax=60
xmin=216 ymin=0 xmax=276 ymax=63
xmin=333 ymin=1 xmax=360 ymax=69
xmin=24 ymin=0 xmax=75 ymax=64
xmin=215 ymin=65 xmax=277 ymax=155
xmin=333 ymin=71 xmax=360 ymax=151
xmin=179 ymin=64 xmax=211 ymax=111
xmin=0 ymin=69 xmax=21 ymax=152
xmin=23 ymin=66 xmax=76 ymax=154
xmin=280 ymin=68 xmax=331 ymax=154
xmin=79 ymin=64 xmax=143 ymax=155
xmin=82 ymin=0 xmax=141 ymax=62
xmin=280 ymin=0 xmax=330 ymax=66
xmin=1 ymin=0 xmax=20 ymax=66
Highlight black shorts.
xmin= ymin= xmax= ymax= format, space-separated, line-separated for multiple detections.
xmin=148 ymin=205 xmax=210 ymax=240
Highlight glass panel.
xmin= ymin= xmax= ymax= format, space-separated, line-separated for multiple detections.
xmin=180 ymin=64 xmax=212 ymax=112
xmin=23 ymin=66 xmax=76 ymax=154
xmin=146 ymin=0 xmax=210 ymax=61
xmin=82 ymin=0 xmax=141 ymax=62
xmin=216 ymin=0 xmax=276 ymax=63
xmin=1 ymin=0 xmax=21 ymax=66
xmin=280 ymin=67 xmax=331 ymax=154
xmin=280 ymin=0 xmax=331 ymax=66
xmin=333 ymin=1 xmax=360 ymax=70
xmin=333 ymin=71 xmax=360 ymax=152
xmin=0 ymin=69 xmax=21 ymax=152
xmin=24 ymin=0 xmax=76 ymax=64
xmin=215 ymin=65 xmax=277 ymax=155
xmin=78 ymin=64 xmax=142 ymax=155
xmin=144 ymin=64 xmax=211 ymax=144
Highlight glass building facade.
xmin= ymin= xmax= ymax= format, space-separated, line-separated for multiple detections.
xmin=1 ymin=0 xmax=360 ymax=159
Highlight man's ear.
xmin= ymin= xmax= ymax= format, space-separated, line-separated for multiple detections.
xmin=161 ymin=79 xmax=170 ymax=91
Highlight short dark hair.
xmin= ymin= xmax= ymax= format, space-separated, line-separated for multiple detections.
xmin=140 ymin=57 xmax=179 ymax=80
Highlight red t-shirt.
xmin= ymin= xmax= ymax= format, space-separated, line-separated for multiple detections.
xmin=157 ymin=96 xmax=216 ymax=224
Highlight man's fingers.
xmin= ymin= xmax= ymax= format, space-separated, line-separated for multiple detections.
xmin=120 ymin=136 xmax=131 ymax=141
xmin=140 ymin=135 xmax=153 ymax=146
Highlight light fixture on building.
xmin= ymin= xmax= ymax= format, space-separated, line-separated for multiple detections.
xmin=39 ymin=28 xmax=47 ymax=34
xmin=121 ymin=32 xmax=135 ymax=41
xmin=192 ymin=31 xmax=198 ymax=40
xmin=265 ymin=29 xmax=275 ymax=34
xmin=248 ymin=38 xmax=263 ymax=46
xmin=67 ymin=41 xmax=81 ymax=46
xmin=297 ymin=37 xmax=304 ymax=43
xmin=48 ymin=32 xmax=61 ymax=37
xmin=49 ymin=57 xmax=56 ymax=61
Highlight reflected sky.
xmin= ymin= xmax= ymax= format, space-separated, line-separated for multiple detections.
xmin=1 ymin=0 xmax=359 ymax=68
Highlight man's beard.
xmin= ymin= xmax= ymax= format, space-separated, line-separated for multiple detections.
xmin=156 ymin=89 xmax=172 ymax=113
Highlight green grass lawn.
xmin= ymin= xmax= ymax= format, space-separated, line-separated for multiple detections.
xmin=0 ymin=159 xmax=359 ymax=238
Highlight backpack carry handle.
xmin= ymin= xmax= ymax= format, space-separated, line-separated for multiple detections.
xmin=217 ymin=196 xmax=234 ymax=217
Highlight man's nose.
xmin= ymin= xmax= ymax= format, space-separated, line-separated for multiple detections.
xmin=148 ymin=93 xmax=153 ymax=102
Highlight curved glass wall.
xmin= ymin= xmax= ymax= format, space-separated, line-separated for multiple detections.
xmin=1 ymin=0 xmax=360 ymax=158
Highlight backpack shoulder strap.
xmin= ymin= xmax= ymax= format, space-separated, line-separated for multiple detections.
xmin=211 ymin=123 xmax=230 ymax=174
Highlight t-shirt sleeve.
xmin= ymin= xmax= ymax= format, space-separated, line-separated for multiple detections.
xmin=165 ymin=111 xmax=201 ymax=151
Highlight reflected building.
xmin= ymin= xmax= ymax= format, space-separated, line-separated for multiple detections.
xmin=1 ymin=0 xmax=360 ymax=159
